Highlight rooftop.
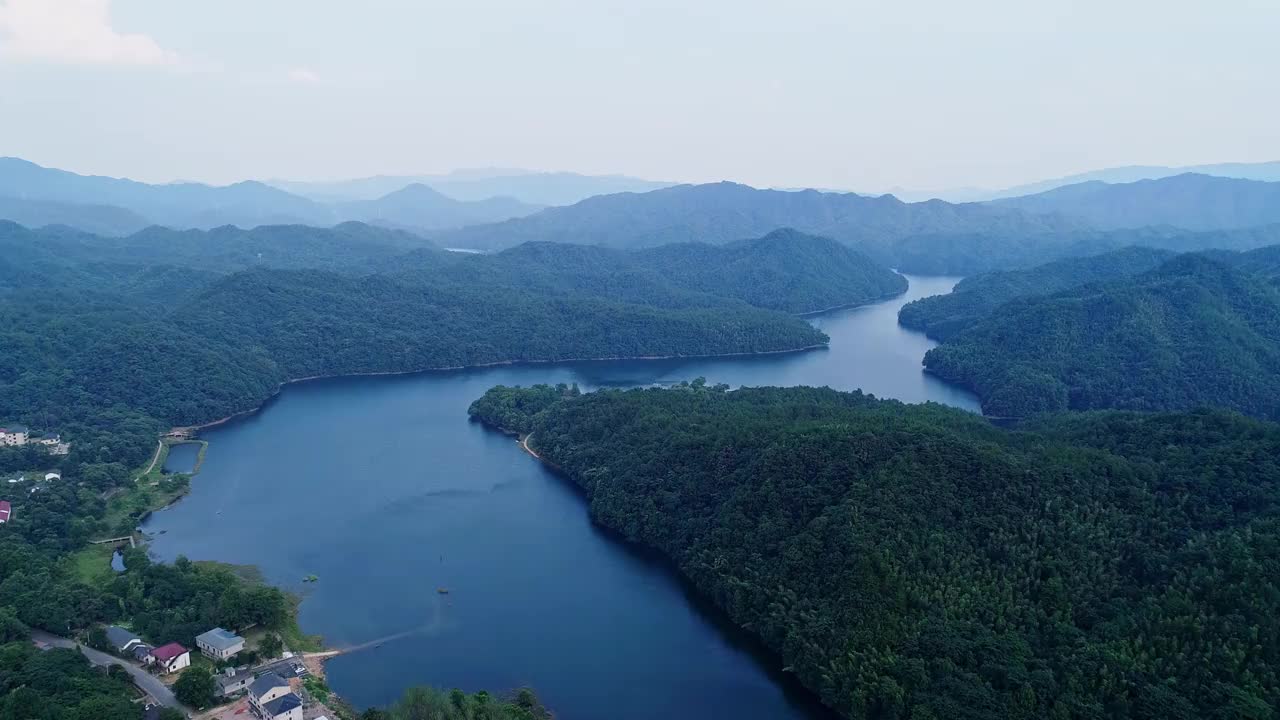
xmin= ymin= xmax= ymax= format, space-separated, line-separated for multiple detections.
xmin=0 ymin=424 xmax=28 ymax=433
xmin=196 ymin=627 xmax=243 ymax=651
xmin=104 ymin=625 xmax=139 ymax=648
xmin=150 ymin=642 xmax=187 ymax=662
xmin=249 ymin=672 xmax=290 ymax=699
xmin=262 ymin=693 xmax=303 ymax=717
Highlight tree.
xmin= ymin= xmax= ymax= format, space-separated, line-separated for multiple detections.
xmin=257 ymin=633 xmax=284 ymax=659
xmin=0 ymin=608 xmax=29 ymax=644
xmin=173 ymin=666 xmax=217 ymax=709
xmin=85 ymin=625 xmax=110 ymax=652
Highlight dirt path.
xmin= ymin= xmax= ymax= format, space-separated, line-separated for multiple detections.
xmin=138 ymin=440 xmax=163 ymax=478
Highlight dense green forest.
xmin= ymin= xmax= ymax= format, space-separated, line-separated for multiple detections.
xmin=0 ymin=222 xmax=920 ymax=427
xmin=0 ymin=641 xmax=152 ymax=720
xmin=897 ymin=246 xmax=1176 ymax=340
xmin=922 ymin=249 xmax=1280 ymax=418
xmin=469 ymin=383 xmax=1280 ymax=719
xmin=889 ymin=223 xmax=1280 ymax=275
xmin=0 ymin=220 xmax=899 ymax=713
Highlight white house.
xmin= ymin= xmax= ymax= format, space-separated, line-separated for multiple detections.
xmin=149 ymin=643 xmax=190 ymax=674
xmin=195 ymin=627 xmax=245 ymax=660
xmin=249 ymin=673 xmax=303 ymax=720
xmin=0 ymin=425 xmax=28 ymax=447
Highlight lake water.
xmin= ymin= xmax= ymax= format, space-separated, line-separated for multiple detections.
xmin=162 ymin=442 xmax=200 ymax=474
xmin=142 ymin=275 xmax=976 ymax=719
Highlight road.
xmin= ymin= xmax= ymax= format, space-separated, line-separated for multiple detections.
xmin=30 ymin=630 xmax=184 ymax=710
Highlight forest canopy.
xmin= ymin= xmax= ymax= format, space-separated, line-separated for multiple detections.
xmin=469 ymin=383 xmax=1280 ymax=719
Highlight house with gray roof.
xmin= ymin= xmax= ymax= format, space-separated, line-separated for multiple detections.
xmin=104 ymin=625 xmax=142 ymax=653
xmin=249 ymin=672 xmax=291 ymax=709
xmin=195 ymin=626 xmax=245 ymax=660
xmin=215 ymin=667 xmax=253 ymax=696
xmin=260 ymin=693 xmax=304 ymax=720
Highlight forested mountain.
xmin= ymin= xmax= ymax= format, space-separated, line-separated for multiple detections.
xmin=922 ymin=250 xmax=1280 ymax=418
xmin=0 ymin=224 xmax=914 ymax=428
xmin=469 ymin=383 xmax=1280 ymax=720
xmin=0 ymin=158 xmax=540 ymax=234
xmin=991 ymin=174 xmax=1280 ymax=231
xmin=272 ymin=169 xmax=675 ymax=205
xmin=0 ymin=220 xmax=435 ymax=280
xmin=895 ymin=159 xmax=1280 ymax=202
xmin=0 ymin=196 xmax=151 ymax=236
xmin=888 ymin=223 xmax=1280 ymax=275
xmin=433 ymin=181 xmax=1079 ymax=254
xmin=409 ymin=229 xmax=906 ymax=313
xmin=897 ymin=247 xmax=1176 ymax=339
xmin=339 ymin=183 xmax=542 ymax=232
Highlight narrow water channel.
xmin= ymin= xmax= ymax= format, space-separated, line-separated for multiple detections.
xmin=142 ymin=275 xmax=975 ymax=719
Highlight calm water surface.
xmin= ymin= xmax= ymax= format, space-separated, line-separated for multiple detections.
xmin=162 ymin=442 xmax=200 ymax=474
xmin=143 ymin=275 xmax=976 ymax=719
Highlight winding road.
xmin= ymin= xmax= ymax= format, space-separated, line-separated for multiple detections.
xmin=30 ymin=630 xmax=184 ymax=711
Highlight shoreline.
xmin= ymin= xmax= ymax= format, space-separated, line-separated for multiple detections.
xmin=170 ymin=342 xmax=830 ymax=435
xmin=478 ymin=420 xmax=841 ymax=720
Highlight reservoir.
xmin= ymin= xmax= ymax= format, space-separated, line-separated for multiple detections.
xmin=142 ymin=275 xmax=976 ymax=719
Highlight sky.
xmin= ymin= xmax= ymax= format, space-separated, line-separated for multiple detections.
xmin=0 ymin=0 xmax=1277 ymax=192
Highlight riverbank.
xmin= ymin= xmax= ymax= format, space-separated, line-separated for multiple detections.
xmin=172 ymin=343 xmax=830 ymax=436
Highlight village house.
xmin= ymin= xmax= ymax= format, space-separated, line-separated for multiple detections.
xmin=148 ymin=643 xmax=190 ymax=674
xmin=132 ymin=643 xmax=155 ymax=665
xmin=0 ymin=424 xmax=28 ymax=447
xmin=104 ymin=626 xmax=143 ymax=654
xmin=248 ymin=673 xmax=304 ymax=720
xmin=0 ymin=501 xmax=10 ymax=524
xmin=215 ymin=667 xmax=253 ymax=697
xmin=195 ymin=627 xmax=245 ymax=660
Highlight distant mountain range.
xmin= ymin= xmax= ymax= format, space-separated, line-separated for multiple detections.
xmin=0 ymin=158 xmax=542 ymax=235
xmin=990 ymin=174 xmax=1280 ymax=230
xmin=432 ymin=181 xmax=1082 ymax=258
xmin=269 ymin=169 xmax=676 ymax=206
xmin=887 ymin=160 xmax=1280 ymax=202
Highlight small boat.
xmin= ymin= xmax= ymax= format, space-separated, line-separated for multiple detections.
xmin=436 ymin=587 xmax=450 ymax=594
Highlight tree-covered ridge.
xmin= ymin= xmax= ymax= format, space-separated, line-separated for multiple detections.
xmin=888 ymin=223 xmax=1280 ymax=275
xmin=2 ymin=223 xmax=928 ymax=428
xmin=468 ymin=383 xmax=1280 ymax=719
xmin=434 ymin=180 xmax=1080 ymax=253
xmin=990 ymin=173 xmax=1280 ymax=231
xmin=922 ymin=250 xmax=1280 ymax=418
xmin=897 ymin=246 xmax=1176 ymax=340
xmin=419 ymin=228 xmax=907 ymax=313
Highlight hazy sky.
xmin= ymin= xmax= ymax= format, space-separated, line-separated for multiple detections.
xmin=0 ymin=0 xmax=1277 ymax=192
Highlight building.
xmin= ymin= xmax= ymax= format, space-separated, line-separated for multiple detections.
xmin=149 ymin=643 xmax=190 ymax=674
xmin=0 ymin=500 xmax=10 ymax=524
xmin=44 ymin=472 xmax=60 ymax=482
xmin=35 ymin=433 xmax=59 ymax=446
xmin=249 ymin=673 xmax=304 ymax=719
xmin=131 ymin=643 xmax=154 ymax=664
xmin=215 ymin=667 xmax=253 ymax=696
xmin=104 ymin=626 xmax=142 ymax=654
xmin=195 ymin=627 xmax=245 ymax=660
xmin=248 ymin=673 xmax=291 ymax=709
xmin=0 ymin=425 xmax=28 ymax=447
xmin=260 ymin=693 xmax=304 ymax=720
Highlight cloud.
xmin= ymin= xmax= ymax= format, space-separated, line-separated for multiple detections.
xmin=286 ymin=67 xmax=321 ymax=84
xmin=0 ymin=0 xmax=178 ymax=66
